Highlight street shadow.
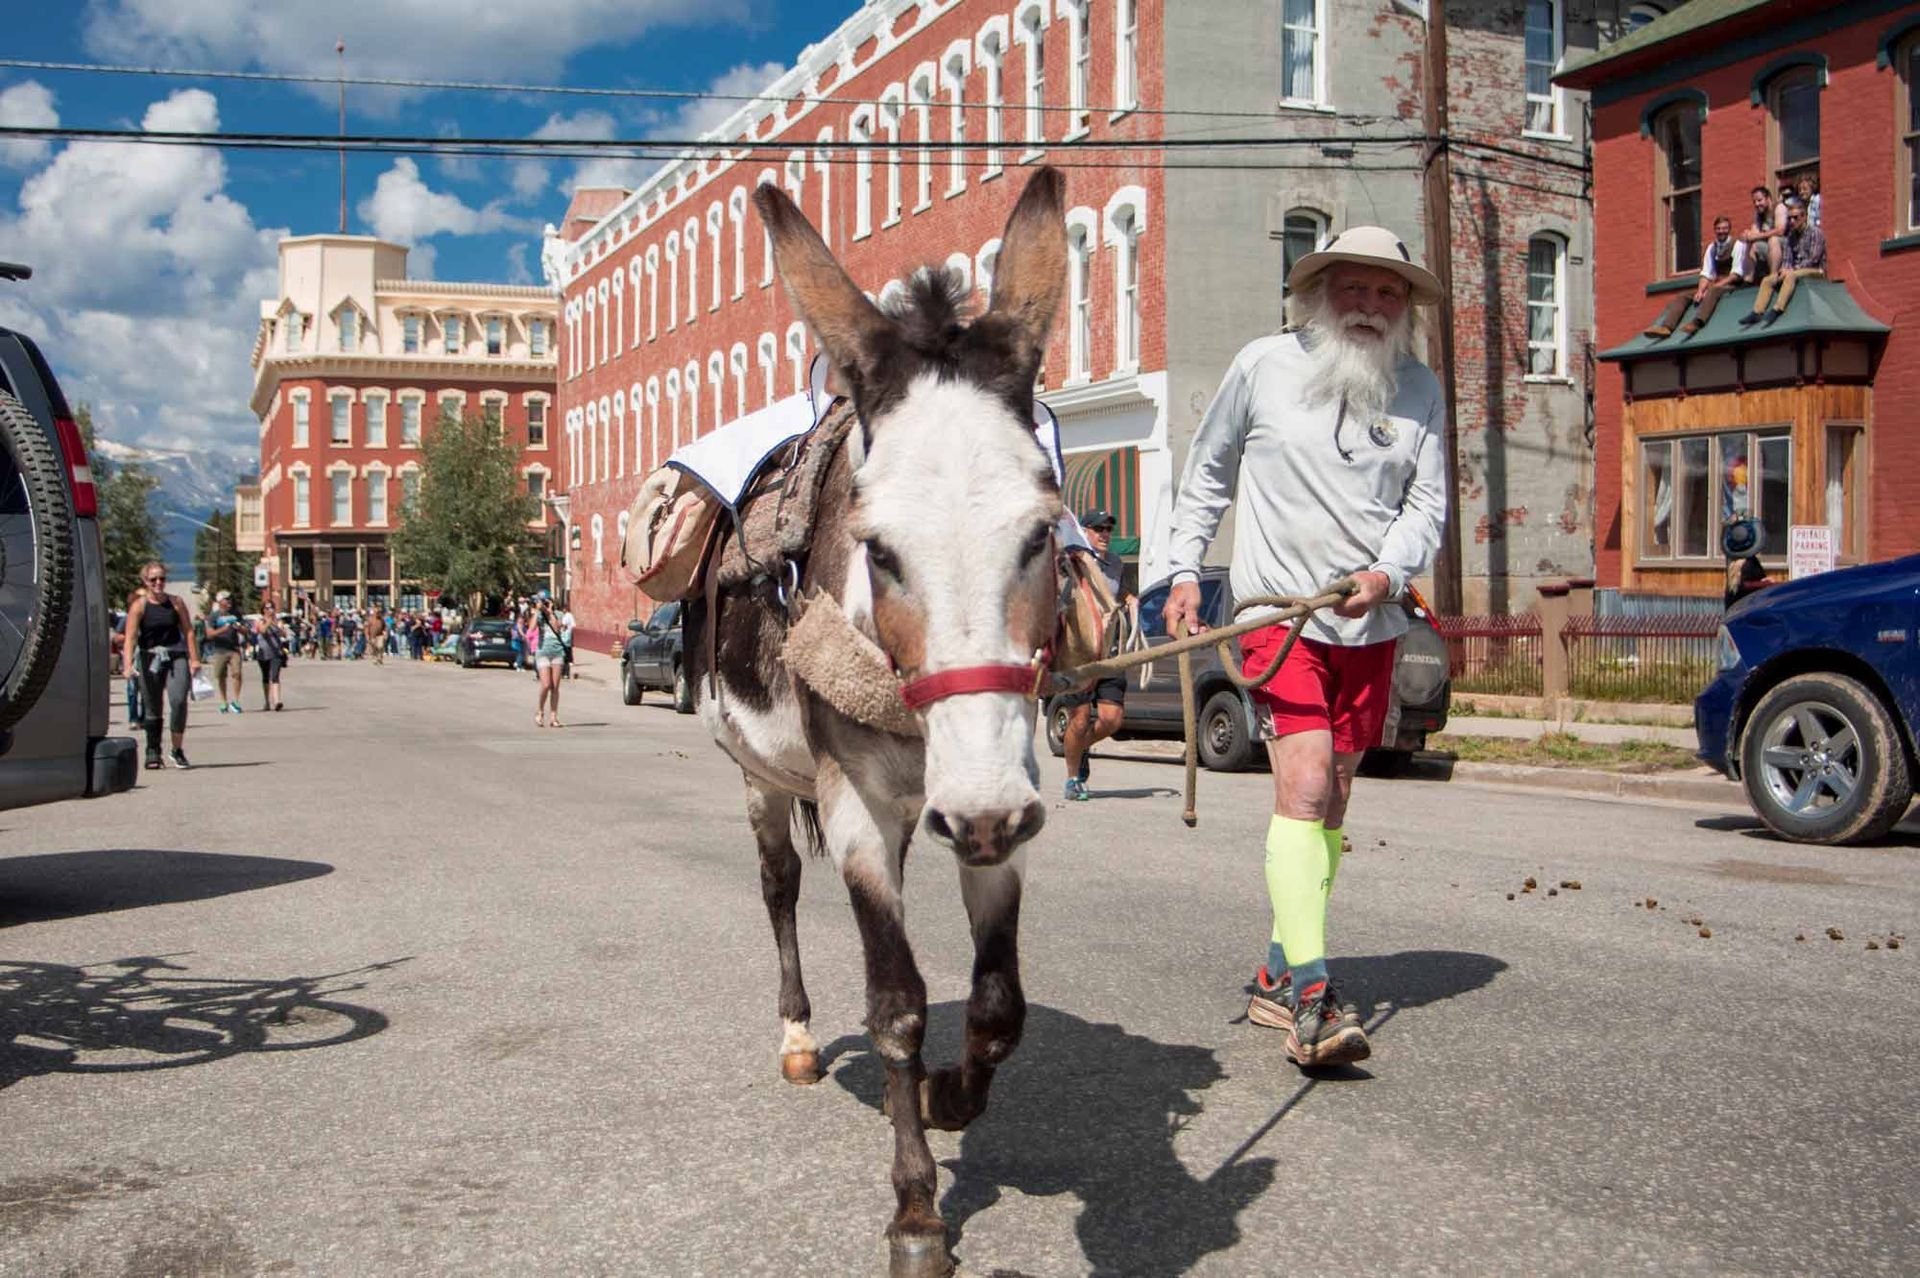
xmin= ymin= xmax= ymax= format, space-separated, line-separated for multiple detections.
xmin=0 ymin=955 xmax=403 ymax=1089
xmin=1693 ymin=813 xmax=1920 ymax=849
xmin=0 ymin=849 xmax=332 ymax=927
xmin=1088 ymin=786 xmax=1181 ymax=800
xmin=829 ymin=1003 xmax=1276 ymax=1277
xmin=173 ymin=762 xmax=273 ymax=771
xmin=1399 ymin=753 xmax=1459 ymax=782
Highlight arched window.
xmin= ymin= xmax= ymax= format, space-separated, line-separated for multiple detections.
xmin=1767 ymin=67 xmax=1821 ymax=190
xmin=645 ymin=245 xmax=661 ymax=339
xmin=976 ymin=238 xmax=1002 ymax=299
xmin=612 ymin=392 xmax=626 ymax=477
xmin=1526 ymin=233 xmax=1568 ymax=379
xmin=878 ymin=92 xmax=905 ymax=226
xmin=590 ymin=512 xmax=604 ymax=565
xmin=1067 ymin=221 xmax=1093 ymax=382
xmin=1104 ymin=189 xmax=1148 ymax=373
xmin=684 ymin=360 xmax=702 ymax=439
xmin=582 ymin=291 xmax=596 ymax=369
xmin=664 ymin=236 xmax=680 ymax=331
xmin=730 ymin=344 xmax=749 ymax=419
xmin=849 ymin=109 xmax=875 ymax=240
xmin=728 ymin=188 xmax=749 ymax=298
xmin=1652 ymin=103 xmax=1703 ymax=278
xmin=786 ymin=323 xmax=808 ymax=395
xmin=943 ymin=43 xmax=972 ymax=195
xmin=1057 ymin=0 xmax=1090 ymax=136
xmin=629 ymin=258 xmax=643 ymax=337
xmin=813 ymin=133 xmax=834 ymax=240
xmin=610 ymin=274 xmax=624 ymax=355
xmin=645 ymin=377 xmax=662 ymax=466
xmin=1114 ymin=0 xmax=1138 ymax=112
xmin=908 ymin=66 xmax=936 ymax=212
xmin=682 ymin=220 xmax=701 ymax=325
xmin=978 ymin=20 xmax=1008 ymax=174
xmin=707 ymin=352 xmax=726 ymax=431
xmin=585 ymin=401 xmax=598 ymax=485
xmin=756 ymin=168 xmax=778 ymax=285
xmin=944 ymin=252 xmax=973 ymax=293
xmin=1015 ymin=1 xmax=1048 ymax=148
xmin=1898 ymin=33 xmax=1920 ymax=233
xmin=707 ymin=203 xmax=724 ymax=312
xmin=1280 ymin=207 xmax=1329 ymax=298
xmin=665 ymin=369 xmax=682 ymax=450
xmin=630 ymin=381 xmax=645 ymax=472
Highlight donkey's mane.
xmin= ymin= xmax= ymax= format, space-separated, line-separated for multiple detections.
xmin=863 ymin=265 xmax=1035 ymax=423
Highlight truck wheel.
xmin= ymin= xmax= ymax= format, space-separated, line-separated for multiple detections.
xmin=1739 ymin=672 xmax=1913 ymax=845
xmin=673 ymin=662 xmax=695 ymax=714
xmin=1357 ymin=749 xmax=1415 ymax=778
xmin=622 ymin=663 xmax=643 ymax=706
xmin=1044 ymin=697 xmax=1069 ymax=757
xmin=1197 ymin=690 xmax=1256 ymax=772
xmin=0 ymin=390 xmax=74 ymax=734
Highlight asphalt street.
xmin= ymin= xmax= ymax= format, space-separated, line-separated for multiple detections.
xmin=2 ymin=654 xmax=1916 ymax=1276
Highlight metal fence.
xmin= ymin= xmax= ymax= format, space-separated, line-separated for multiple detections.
xmin=1430 ymin=613 xmax=1545 ymax=698
xmin=1562 ymin=612 xmax=1721 ymax=704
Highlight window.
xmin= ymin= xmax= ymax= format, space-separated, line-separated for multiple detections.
xmin=1524 ymin=0 xmax=1563 ymax=135
xmin=1019 ymin=7 xmax=1047 ymax=147
xmin=909 ymin=72 xmax=935 ymax=211
xmin=401 ymin=396 xmax=422 ymax=446
xmin=292 ymin=396 xmax=309 ymax=448
xmin=283 ymin=312 xmax=304 ymax=353
xmin=486 ymin=316 xmax=504 ymax=356
xmin=1640 ymin=429 xmax=1791 ymax=562
xmin=1114 ymin=209 xmax=1140 ymax=371
xmin=1653 ymin=105 xmax=1703 ymax=277
xmin=980 ymin=31 xmax=1006 ymax=172
xmin=365 ymin=393 xmax=387 ymax=447
xmin=482 ymin=398 xmax=503 ymax=432
xmin=1115 ymin=0 xmax=1139 ymax=112
xmin=528 ymin=470 xmax=546 ymax=500
xmin=367 ymin=472 xmax=387 ymax=525
xmin=945 ymin=51 xmax=970 ymax=194
xmin=401 ymin=471 xmax=420 ymax=510
xmin=338 ymin=309 xmax=357 ymax=352
xmin=330 ymin=395 xmax=351 ymax=445
xmin=1769 ymin=68 xmax=1820 ymax=188
xmin=1068 ymin=225 xmax=1092 ymax=381
xmin=527 ymin=399 xmax=547 ymax=447
xmin=1526 ymin=235 xmax=1566 ymax=378
xmin=879 ymin=100 xmax=904 ymax=225
xmin=331 ymin=471 xmax=352 ymax=526
xmin=851 ymin=112 xmax=874 ymax=238
xmin=1281 ymin=0 xmax=1324 ymax=107
xmin=1902 ymin=38 xmax=1920 ymax=232
xmin=1825 ymin=425 xmax=1864 ymax=560
xmin=293 ymin=473 xmax=310 ymax=525
xmin=442 ymin=316 xmax=462 ymax=355
xmin=1068 ymin=1 xmax=1091 ymax=136
xmin=439 ymin=394 xmax=464 ymax=424
xmin=529 ymin=317 xmax=548 ymax=357
xmin=402 ymin=314 xmax=420 ymax=354
xmin=1280 ymin=208 xmax=1329 ymax=297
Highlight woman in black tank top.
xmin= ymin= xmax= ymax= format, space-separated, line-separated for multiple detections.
xmin=120 ymin=560 xmax=202 ymax=769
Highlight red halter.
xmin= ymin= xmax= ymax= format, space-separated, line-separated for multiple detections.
xmin=898 ymin=653 xmax=1049 ymax=710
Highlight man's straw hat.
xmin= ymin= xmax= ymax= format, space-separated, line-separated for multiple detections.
xmin=1286 ymin=226 xmax=1443 ymax=306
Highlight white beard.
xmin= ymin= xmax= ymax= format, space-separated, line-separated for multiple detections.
xmin=1298 ymin=294 xmax=1414 ymax=422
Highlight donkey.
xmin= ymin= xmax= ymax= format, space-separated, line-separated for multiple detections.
xmin=686 ymin=166 xmax=1069 ymax=1275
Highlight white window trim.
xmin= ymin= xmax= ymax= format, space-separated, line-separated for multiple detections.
xmin=756 ymin=332 xmax=778 ymax=408
xmin=707 ymin=203 xmax=725 ymax=312
xmin=1015 ymin=0 xmax=1050 ymax=154
xmin=1279 ymin=0 xmax=1331 ymax=111
xmin=1112 ymin=0 xmax=1139 ymax=118
xmin=976 ymin=237 xmax=1003 ymax=299
xmin=728 ymin=189 xmax=749 ymax=298
xmin=1524 ymin=232 xmax=1572 ymax=383
xmin=942 ymin=41 xmax=973 ymax=197
xmin=1279 ymin=206 xmax=1332 ymax=301
xmin=1064 ymin=207 xmax=1098 ymax=384
xmin=327 ymin=391 xmax=354 ymax=447
xmin=908 ymin=65 xmax=937 ymax=214
xmin=397 ymin=390 xmax=426 ymax=448
xmin=522 ymin=391 xmax=552 ymax=450
xmin=977 ymin=17 xmax=1010 ymax=176
xmin=1056 ymin=0 xmax=1091 ymax=140
xmin=363 ymin=463 xmax=391 ymax=528
xmin=850 ymin=108 xmax=877 ymax=240
xmin=327 ymin=462 xmax=355 ymax=528
xmin=1523 ymin=0 xmax=1572 ymax=141
xmin=364 ymin=391 xmax=389 ymax=448
xmin=1103 ymin=187 xmax=1149 ymax=376
xmin=876 ymin=95 xmax=905 ymax=228
xmin=289 ymin=464 xmax=312 ymax=528
xmin=730 ymin=343 xmax=750 ymax=421
xmin=290 ymin=391 xmax=311 ymax=449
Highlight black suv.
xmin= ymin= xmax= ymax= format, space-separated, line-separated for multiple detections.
xmin=1043 ymin=567 xmax=1450 ymax=774
xmin=621 ymin=601 xmax=692 ymax=713
xmin=1 ymin=261 xmax=138 ymax=809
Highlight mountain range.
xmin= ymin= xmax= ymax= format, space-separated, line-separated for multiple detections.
xmin=92 ymin=438 xmax=256 ymax=580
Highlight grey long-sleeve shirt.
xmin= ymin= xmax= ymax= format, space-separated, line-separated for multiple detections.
xmin=1167 ymin=333 xmax=1448 ymax=647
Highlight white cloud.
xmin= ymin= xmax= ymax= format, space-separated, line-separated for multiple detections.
xmin=658 ymin=61 xmax=787 ymax=141
xmin=356 ymin=157 xmax=539 ymax=242
xmin=80 ymin=0 xmax=757 ymax=114
xmin=0 ymin=88 xmax=281 ymax=459
xmin=505 ymin=243 xmax=532 ymax=286
xmin=0 ymin=80 xmax=59 ymax=169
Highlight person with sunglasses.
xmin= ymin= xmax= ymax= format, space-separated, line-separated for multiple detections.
xmin=119 ymin=561 xmax=202 ymax=769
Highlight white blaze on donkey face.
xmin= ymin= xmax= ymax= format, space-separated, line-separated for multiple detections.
xmin=856 ymin=374 xmax=1060 ymax=865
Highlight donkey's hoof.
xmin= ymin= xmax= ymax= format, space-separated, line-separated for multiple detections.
xmin=887 ymin=1231 xmax=955 ymax=1278
xmin=921 ymin=1069 xmax=975 ymax=1132
xmin=780 ymin=1050 xmax=822 ymax=1084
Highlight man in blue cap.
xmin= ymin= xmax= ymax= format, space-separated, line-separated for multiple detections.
xmin=1063 ymin=510 xmax=1129 ymax=800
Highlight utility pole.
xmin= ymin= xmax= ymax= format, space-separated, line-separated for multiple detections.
xmin=1422 ymin=0 xmax=1465 ymax=616
xmin=336 ymin=39 xmax=347 ymax=234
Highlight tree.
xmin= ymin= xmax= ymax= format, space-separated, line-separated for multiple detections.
xmin=77 ymin=403 xmax=162 ymax=605
xmin=388 ymin=411 xmax=540 ymax=615
xmin=193 ymin=508 xmax=249 ymax=606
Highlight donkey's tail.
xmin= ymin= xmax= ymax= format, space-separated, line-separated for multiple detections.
xmin=793 ymin=800 xmax=827 ymax=859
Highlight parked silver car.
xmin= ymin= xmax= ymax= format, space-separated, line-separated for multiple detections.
xmin=1 ymin=261 xmax=138 ymax=809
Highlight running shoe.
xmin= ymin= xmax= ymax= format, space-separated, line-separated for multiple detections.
xmin=229 ymin=701 xmax=243 ymax=714
xmin=216 ymin=702 xmax=229 ymax=714
xmin=1064 ymin=778 xmax=1090 ymax=802
xmin=1285 ymin=981 xmax=1371 ymax=1068
xmin=167 ymin=749 xmax=192 ymax=770
xmin=144 ymin=748 xmax=163 ymax=770
xmin=1247 ymin=965 xmax=1293 ymax=1031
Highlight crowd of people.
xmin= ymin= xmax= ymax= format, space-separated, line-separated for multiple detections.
xmin=1646 ymin=170 xmax=1826 ymax=339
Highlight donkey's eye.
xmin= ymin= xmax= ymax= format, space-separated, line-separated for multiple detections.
xmin=1017 ymin=524 xmax=1052 ymax=568
xmin=865 ymin=538 xmax=904 ymax=582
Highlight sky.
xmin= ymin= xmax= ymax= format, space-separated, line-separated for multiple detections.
xmin=0 ymin=0 xmax=858 ymax=467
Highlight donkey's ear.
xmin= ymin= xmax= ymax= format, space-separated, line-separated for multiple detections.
xmin=754 ymin=182 xmax=892 ymax=384
xmin=986 ymin=166 xmax=1068 ymax=357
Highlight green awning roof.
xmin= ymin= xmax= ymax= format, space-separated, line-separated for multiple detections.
xmin=1598 ymin=279 xmax=1890 ymax=363
xmin=1556 ymin=0 xmax=1769 ymax=87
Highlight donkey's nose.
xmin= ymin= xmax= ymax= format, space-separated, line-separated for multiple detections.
xmin=926 ymin=801 xmax=1046 ymax=865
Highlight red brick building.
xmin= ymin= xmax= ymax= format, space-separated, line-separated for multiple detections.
xmin=1560 ymin=0 xmax=1920 ymax=601
xmin=251 ymin=235 xmax=560 ymax=612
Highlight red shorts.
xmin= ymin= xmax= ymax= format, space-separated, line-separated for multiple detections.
xmin=1239 ymin=625 xmax=1397 ymax=753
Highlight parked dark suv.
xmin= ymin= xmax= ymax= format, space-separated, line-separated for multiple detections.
xmin=1043 ymin=567 xmax=1450 ymax=773
xmin=622 ymin=601 xmax=692 ymax=713
xmin=1 ymin=261 xmax=138 ymax=809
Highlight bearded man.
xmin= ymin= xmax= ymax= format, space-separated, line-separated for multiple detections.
xmin=1164 ymin=227 xmax=1447 ymax=1068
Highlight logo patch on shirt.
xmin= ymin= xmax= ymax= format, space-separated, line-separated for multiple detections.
xmin=1367 ymin=417 xmax=1399 ymax=449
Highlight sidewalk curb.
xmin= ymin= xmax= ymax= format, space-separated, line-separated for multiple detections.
xmin=1449 ymin=760 xmax=1741 ymax=806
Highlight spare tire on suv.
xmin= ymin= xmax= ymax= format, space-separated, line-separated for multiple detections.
xmin=0 ymin=388 xmax=73 ymax=733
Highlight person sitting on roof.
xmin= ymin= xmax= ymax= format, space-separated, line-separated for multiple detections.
xmin=1735 ymin=185 xmax=1786 ymax=284
xmin=1744 ymin=196 xmax=1826 ymax=322
xmin=1796 ymin=170 xmax=1822 ymax=229
xmin=1645 ymin=215 xmax=1741 ymax=339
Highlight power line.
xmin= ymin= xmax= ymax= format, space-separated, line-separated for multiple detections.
xmin=0 ymin=55 xmax=1288 ymax=123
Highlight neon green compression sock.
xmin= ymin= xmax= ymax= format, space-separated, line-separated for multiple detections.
xmin=1265 ymin=815 xmax=1332 ymax=990
xmin=1324 ymin=825 xmax=1344 ymax=894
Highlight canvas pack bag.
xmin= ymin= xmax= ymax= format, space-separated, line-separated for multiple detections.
xmin=619 ymin=465 xmax=723 ymax=600
xmin=1053 ymin=548 xmax=1124 ymax=673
